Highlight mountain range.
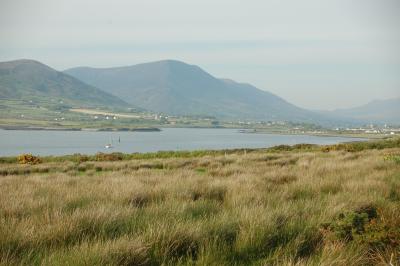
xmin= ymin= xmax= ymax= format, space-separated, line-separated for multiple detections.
xmin=0 ymin=59 xmax=398 ymax=125
xmin=325 ymin=98 xmax=400 ymax=125
xmin=0 ymin=59 xmax=128 ymax=108
xmin=65 ymin=60 xmax=329 ymax=123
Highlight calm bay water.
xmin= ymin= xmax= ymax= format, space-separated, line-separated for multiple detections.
xmin=0 ymin=128 xmax=364 ymax=156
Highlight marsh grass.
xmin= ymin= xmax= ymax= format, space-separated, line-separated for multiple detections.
xmin=0 ymin=138 xmax=400 ymax=265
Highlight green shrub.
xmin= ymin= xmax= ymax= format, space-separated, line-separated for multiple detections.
xmin=267 ymin=145 xmax=293 ymax=152
xmin=0 ymin=156 xmax=18 ymax=164
xmin=190 ymin=185 xmax=227 ymax=203
xmin=324 ymin=204 xmax=378 ymax=241
xmin=384 ymin=153 xmax=400 ymax=164
xmin=95 ymin=152 xmax=123 ymax=161
xmin=322 ymin=137 xmax=400 ymax=153
xmin=195 ymin=168 xmax=206 ymax=174
xmin=73 ymin=154 xmax=90 ymax=163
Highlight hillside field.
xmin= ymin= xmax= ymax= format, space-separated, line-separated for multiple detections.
xmin=0 ymin=139 xmax=399 ymax=265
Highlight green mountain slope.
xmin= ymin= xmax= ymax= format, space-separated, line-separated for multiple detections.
xmin=65 ymin=60 xmax=327 ymax=123
xmin=0 ymin=59 xmax=129 ymax=108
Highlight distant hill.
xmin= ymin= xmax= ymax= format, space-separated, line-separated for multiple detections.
xmin=327 ymin=98 xmax=400 ymax=125
xmin=65 ymin=60 xmax=328 ymax=123
xmin=0 ymin=59 xmax=129 ymax=108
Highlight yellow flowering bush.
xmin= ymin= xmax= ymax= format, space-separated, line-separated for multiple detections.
xmin=17 ymin=154 xmax=42 ymax=165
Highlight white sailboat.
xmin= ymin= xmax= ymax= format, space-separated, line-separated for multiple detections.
xmin=105 ymin=137 xmax=113 ymax=149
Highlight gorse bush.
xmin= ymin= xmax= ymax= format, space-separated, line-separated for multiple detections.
xmin=325 ymin=205 xmax=378 ymax=241
xmin=17 ymin=154 xmax=41 ymax=164
xmin=323 ymin=204 xmax=400 ymax=252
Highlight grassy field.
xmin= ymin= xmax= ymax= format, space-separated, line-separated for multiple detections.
xmin=0 ymin=139 xmax=400 ymax=265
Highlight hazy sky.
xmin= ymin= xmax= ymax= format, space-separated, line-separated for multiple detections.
xmin=0 ymin=0 xmax=399 ymax=110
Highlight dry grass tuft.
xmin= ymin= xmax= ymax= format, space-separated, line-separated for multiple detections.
xmin=1 ymin=139 xmax=399 ymax=265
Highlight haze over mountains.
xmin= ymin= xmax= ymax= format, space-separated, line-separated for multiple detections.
xmin=65 ymin=60 xmax=328 ymax=123
xmin=0 ymin=58 xmax=398 ymax=125
xmin=0 ymin=59 xmax=128 ymax=108
xmin=326 ymin=98 xmax=400 ymax=125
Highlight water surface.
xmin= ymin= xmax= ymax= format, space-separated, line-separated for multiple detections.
xmin=0 ymin=128 xmax=364 ymax=156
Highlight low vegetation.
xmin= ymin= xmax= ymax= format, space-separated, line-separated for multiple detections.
xmin=16 ymin=154 xmax=42 ymax=165
xmin=0 ymin=138 xmax=399 ymax=265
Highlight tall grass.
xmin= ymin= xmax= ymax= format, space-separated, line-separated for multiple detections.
xmin=0 ymin=138 xmax=399 ymax=265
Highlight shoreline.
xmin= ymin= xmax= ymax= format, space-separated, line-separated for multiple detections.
xmin=238 ymin=129 xmax=385 ymax=139
xmin=0 ymin=124 xmax=390 ymax=140
xmin=0 ymin=125 xmax=161 ymax=132
xmin=0 ymin=137 xmax=397 ymax=161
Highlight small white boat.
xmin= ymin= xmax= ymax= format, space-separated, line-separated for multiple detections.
xmin=105 ymin=137 xmax=114 ymax=149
